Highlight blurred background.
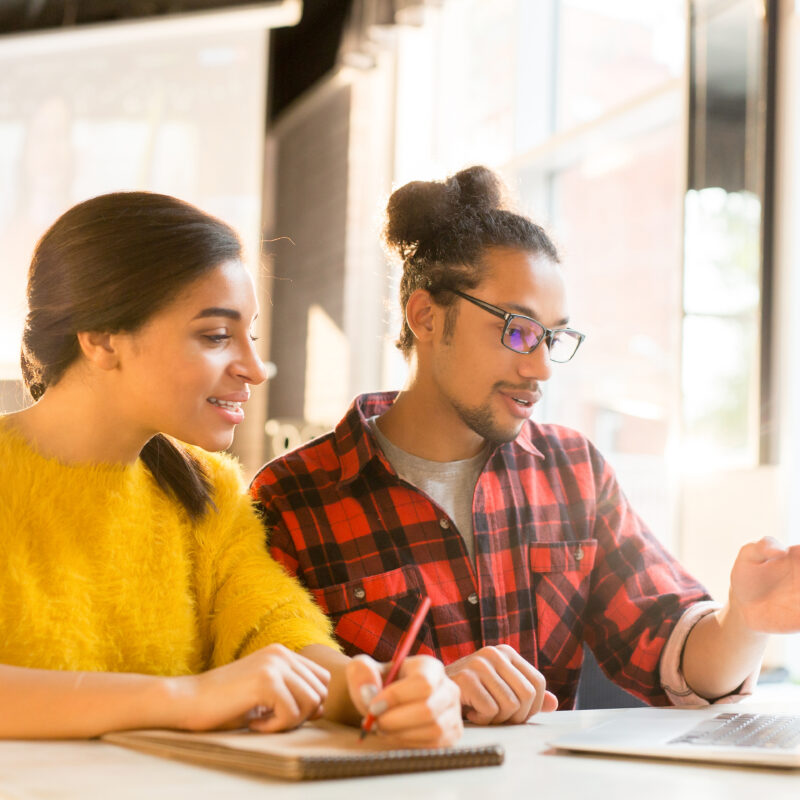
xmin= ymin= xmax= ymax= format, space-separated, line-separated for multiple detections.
xmin=1 ymin=0 xmax=799 ymax=678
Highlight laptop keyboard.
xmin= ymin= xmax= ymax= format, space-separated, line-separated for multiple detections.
xmin=670 ymin=712 xmax=800 ymax=750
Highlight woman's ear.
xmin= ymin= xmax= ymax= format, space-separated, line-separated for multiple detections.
xmin=76 ymin=331 xmax=120 ymax=370
xmin=405 ymin=289 xmax=440 ymax=346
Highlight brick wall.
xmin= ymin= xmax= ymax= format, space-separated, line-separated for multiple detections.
xmin=263 ymin=60 xmax=396 ymax=457
xmin=267 ymin=80 xmax=352 ymax=422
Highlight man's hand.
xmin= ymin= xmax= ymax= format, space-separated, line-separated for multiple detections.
xmin=730 ymin=536 xmax=800 ymax=633
xmin=681 ymin=536 xmax=800 ymax=699
xmin=444 ymin=645 xmax=558 ymax=724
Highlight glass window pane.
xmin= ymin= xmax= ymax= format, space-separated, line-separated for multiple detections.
xmin=556 ymin=0 xmax=685 ymax=130
xmin=539 ymin=122 xmax=683 ymax=461
xmin=682 ymin=314 xmax=759 ymax=465
xmin=524 ymin=120 xmax=684 ymax=548
xmin=683 ymin=188 xmax=761 ymax=316
xmin=685 ymin=0 xmax=770 ymax=465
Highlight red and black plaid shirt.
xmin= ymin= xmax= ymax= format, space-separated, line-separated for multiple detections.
xmin=251 ymin=392 xmax=710 ymax=709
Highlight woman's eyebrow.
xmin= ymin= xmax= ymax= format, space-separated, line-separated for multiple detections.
xmin=192 ymin=307 xmax=241 ymax=321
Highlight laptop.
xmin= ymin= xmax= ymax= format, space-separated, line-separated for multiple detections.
xmin=550 ymin=706 xmax=800 ymax=768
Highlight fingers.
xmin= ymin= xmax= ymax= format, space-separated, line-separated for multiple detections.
xmin=448 ymin=645 xmax=550 ymax=725
xmin=246 ymin=645 xmax=329 ymax=732
xmin=345 ymin=654 xmax=386 ymax=715
xmin=455 ymin=668 xmax=506 ymax=725
xmin=178 ymin=644 xmax=331 ymax=732
xmin=359 ymin=656 xmax=464 ymax=747
xmin=730 ymin=539 xmax=800 ymax=633
xmin=491 ymin=645 xmax=548 ymax=721
xmin=248 ymin=680 xmax=301 ymax=732
xmin=376 ymin=703 xmax=464 ymax=748
xmin=375 ymin=655 xmax=453 ymax=710
xmin=285 ymin=648 xmax=332 ymax=685
xmin=384 ymin=719 xmax=463 ymax=748
xmin=739 ymin=536 xmax=788 ymax=563
xmin=284 ymin=655 xmax=330 ymax=704
xmin=542 ymin=690 xmax=559 ymax=712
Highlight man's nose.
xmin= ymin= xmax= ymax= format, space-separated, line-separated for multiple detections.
xmin=517 ymin=340 xmax=552 ymax=381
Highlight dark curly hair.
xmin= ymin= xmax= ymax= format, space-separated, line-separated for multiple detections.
xmin=21 ymin=191 xmax=243 ymax=519
xmin=383 ymin=165 xmax=559 ymax=355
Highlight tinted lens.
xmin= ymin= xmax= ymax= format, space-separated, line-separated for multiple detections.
xmin=549 ymin=330 xmax=583 ymax=362
xmin=504 ymin=316 xmax=545 ymax=353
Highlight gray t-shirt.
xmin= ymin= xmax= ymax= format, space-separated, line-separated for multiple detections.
xmin=367 ymin=416 xmax=489 ymax=563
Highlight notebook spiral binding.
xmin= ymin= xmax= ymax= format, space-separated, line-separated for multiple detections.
xmin=296 ymin=745 xmax=506 ymax=780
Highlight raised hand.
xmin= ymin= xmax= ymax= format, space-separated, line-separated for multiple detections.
xmin=730 ymin=536 xmax=800 ymax=633
xmin=445 ymin=644 xmax=558 ymax=724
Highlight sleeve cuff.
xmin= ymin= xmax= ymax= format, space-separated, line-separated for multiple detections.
xmin=659 ymin=600 xmax=760 ymax=706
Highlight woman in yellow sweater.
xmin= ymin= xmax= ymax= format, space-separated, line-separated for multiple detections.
xmin=0 ymin=191 xmax=462 ymax=744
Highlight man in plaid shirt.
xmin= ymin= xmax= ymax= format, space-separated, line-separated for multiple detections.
xmin=252 ymin=166 xmax=800 ymax=723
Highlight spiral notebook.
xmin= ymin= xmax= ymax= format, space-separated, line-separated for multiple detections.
xmin=102 ymin=720 xmax=504 ymax=781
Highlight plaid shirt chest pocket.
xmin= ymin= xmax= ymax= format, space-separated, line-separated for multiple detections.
xmin=309 ymin=566 xmax=434 ymax=662
xmin=528 ymin=539 xmax=598 ymax=651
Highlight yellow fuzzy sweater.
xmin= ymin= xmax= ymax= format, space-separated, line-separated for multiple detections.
xmin=0 ymin=419 xmax=335 ymax=675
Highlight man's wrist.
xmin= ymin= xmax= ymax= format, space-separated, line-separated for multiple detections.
xmin=681 ymin=600 xmax=767 ymax=700
xmin=721 ymin=593 xmax=770 ymax=646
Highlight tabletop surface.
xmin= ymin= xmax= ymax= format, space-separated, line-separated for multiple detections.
xmin=2 ymin=692 xmax=800 ymax=800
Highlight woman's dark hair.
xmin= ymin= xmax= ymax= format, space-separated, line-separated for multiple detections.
xmin=383 ymin=165 xmax=560 ymax=355
xmin=21 ymin=191 xmax=245 ymax=519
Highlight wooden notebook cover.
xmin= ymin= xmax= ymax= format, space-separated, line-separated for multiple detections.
xmin=103 ymin=720 xmax=504 ymax=781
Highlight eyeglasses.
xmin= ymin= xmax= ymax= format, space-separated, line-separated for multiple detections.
xmin=451 ymin=289 xmax=586 ymax=363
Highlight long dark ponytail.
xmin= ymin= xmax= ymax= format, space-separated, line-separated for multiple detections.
xmin=21 ymin=191 xmax=245 ymax=519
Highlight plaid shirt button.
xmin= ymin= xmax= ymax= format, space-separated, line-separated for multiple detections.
xmin=439 ymin=518 xmax=450 ymax=529
xmin=467 ymin=592 xmax=479 ymax=605
xmin=353 ymin=588 xmax=366 ymax=600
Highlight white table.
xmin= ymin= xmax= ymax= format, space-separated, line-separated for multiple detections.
xmin=2 ymin=697 xmax=800 ymax=799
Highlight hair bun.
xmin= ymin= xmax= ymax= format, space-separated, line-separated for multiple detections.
xmin=384 ymin=166 xmax=506 ymax=259
xmin=448 ymin=165 xmax=505 ymax=213
xmin=383 ymin=179 xmax=452 ymax=257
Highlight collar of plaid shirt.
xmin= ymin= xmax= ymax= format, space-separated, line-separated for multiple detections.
xmin=334 ymin=391 xmax=545 ymax=485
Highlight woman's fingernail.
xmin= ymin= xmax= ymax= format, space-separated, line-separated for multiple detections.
xmin=368 ymin=698 xmax=389 ymax=716
xmin=246 ymin=705 xmax=270 ymax=720
xmin=360 ymin=684 xmax=379 ymax=707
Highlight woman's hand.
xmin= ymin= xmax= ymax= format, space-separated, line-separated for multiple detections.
xmin=175 ymin=643 xmax=330 ymax=733
xmin=345 ymin=654 xmax=463 ymax=747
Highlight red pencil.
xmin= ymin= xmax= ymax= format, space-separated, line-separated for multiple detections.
xmin=359 ymin=595 xmax=432 ymax=739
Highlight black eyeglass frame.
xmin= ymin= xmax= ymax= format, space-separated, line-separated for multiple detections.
xmin=450 ymin=289 xmax=586 ymax=362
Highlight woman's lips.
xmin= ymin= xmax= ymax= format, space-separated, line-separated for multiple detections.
xmin=207 ymin=394 xmax=247 ymax=424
